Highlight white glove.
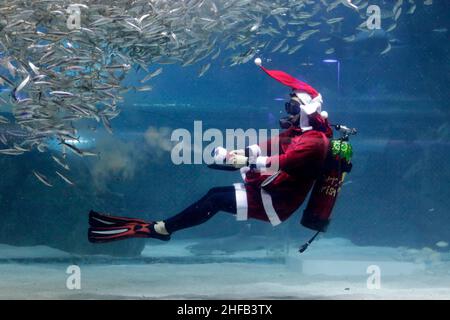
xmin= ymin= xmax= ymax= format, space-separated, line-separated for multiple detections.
xmin=227 ymin=153 xmax=248 ymax=169
xmin=213 ymin=147 xmax=248 ymax=168
xmin=245 ymin=144 xmax=261 ymax=165
xmin=229 ymin=149 xmax=245 ymax=156
xmin=213 ymin=147 xmax=228 ymax=163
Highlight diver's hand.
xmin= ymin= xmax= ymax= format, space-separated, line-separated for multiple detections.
xmin=245 ymin=144 xmax=262 ymax=165
xmin=212 ymin=147 xmax=248 ymax=168
xmin=213 ymin=147 xmax=228 ymax=163
xmin=227 ymin=153 xmax=249 ymax=169
xmin=229 ymin=149 xmax=245 ymax=156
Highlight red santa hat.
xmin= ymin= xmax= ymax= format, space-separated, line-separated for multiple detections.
xmin=254 ymin=58 xmax=319 ymax=98
xmin=254 ymin=58 xmax=328 ymax=122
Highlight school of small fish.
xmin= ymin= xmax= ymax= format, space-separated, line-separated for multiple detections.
xmin=0 ymin=0 xmax=439 ymax=186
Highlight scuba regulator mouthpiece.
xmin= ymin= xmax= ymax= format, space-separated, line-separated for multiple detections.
xmin=279 ymin=114 xmax=300 ymax=129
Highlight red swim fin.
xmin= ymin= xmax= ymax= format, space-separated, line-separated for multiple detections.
xmin=89 ymin=210 xmax=148 ymax=227
xmin=88 ymin=210 xmax=170 ymax=243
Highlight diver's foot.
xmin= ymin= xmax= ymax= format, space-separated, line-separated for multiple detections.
xmin=88 ymin=210 xmax=171 ymax=243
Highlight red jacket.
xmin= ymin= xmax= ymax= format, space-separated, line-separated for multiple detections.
xmin=243 ymin=127 xmax=330 ymax=223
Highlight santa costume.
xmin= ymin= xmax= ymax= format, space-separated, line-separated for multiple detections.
xmin=232 ymin=58 xmax=333 ymax=226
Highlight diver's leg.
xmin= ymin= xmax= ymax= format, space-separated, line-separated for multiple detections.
xmin=161 ymin=186 xmax=237 ymax=234
xmin=88 ymin=186 xmax=236 ymax=243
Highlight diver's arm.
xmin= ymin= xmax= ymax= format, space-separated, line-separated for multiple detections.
xmin=254 ymin=137 xmax=323 ymax=173
xmin=221 ymin=145 xmax=270 ymax=169
xmin=227 ymin=144 xmax=317 ymax=172
xmin=225 ymin=138 xmax=279 ymax=169
xmin=213 ymin=147 xmax=248 ymax=169
xmin=215 ymin=130 xmax=291 ymax=169
xmin=255 ymin=148 xmax=312 ymax=173
xmin=257 ymin=129 xmax=291 ymax=157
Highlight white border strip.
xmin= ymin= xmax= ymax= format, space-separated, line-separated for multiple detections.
xmin=234 ymin=183 xmax=248 ymax=221
xmin=260 ymin=189 xmax=282 ymax=226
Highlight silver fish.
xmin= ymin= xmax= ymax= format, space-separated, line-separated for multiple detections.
xmin=33 ymin=170 xmax=53 ymax=187
xmin=0 ymin=0 xmax=416 ymax=170
xmin=0 ymin=115 xmax=10 ymax=124
xmin=135 ymin=85 xmax=153 ymax=92
xmin=0 ymin=148 xmax=24 ymax=155
xmin=55 ymin=171 xmax=75 ymax=185
xmin=52 ymin=155 xmax=70 ymax=170
xmin=198 ymin=63 xmax=211 ymax=77
xmin=381 ymin=43 xmax=392 ymax=55
xmin=50 ymin=91 xmax=75 ymax=97
xmin=141 ymin=67 xmax=163 ymax=83
xmin=15 ymin=75 xmax=30 ymax=93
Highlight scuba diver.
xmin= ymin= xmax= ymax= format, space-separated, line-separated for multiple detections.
xmin=88 ymin=58 xmax=354 ymax=251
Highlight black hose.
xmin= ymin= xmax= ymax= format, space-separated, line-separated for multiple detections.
xmin=298 ymin=230 xmax=321 ymax=253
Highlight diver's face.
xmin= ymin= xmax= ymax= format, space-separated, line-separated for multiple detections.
xmin=280 ymin=96 xmax=301 ymax=129
xmin=284 ymin=95 xmax=301 ymax=115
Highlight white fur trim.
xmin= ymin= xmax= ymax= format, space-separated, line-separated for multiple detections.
xmin=300 ymin=126 xmax=313 ymax=131
xmin=247 ymin=144 xmax=261 ymax=158
xmin=294 ymin=92 xmax=312 ymax=105
xmin=301 ymin=93 xmax=322 ymax=115
xmin=240 ymin=166 xmax=250 ymax=181
xmin=300 ymin=106 xmax=311 ymax=130
xmin=298 ymin=93 xmax=322 ymax=130
xmin=255 ymin=156 xmax=268 ymax=169
xmin=260 ymin=189 xmax=282 ymax=226
xmin=312 ymin=94 xmax=323 ymax=114
xmin=234 ymin=183 xmax=248 ymax=221
xmin=301 ymin=102 xmax=319 ymax=115
xmin=321 ymin=110 xmax=328 ymax=119
xmin=213 ymin=147 xmax=227 ymax=163
xmin=312 ymin=93 xmax=323 ymax=105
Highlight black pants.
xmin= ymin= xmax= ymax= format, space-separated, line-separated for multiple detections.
xmin=164 ymin=186 xmax=237 ymax=234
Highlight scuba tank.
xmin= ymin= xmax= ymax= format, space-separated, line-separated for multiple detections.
xmin=301 ymin=125 xmax=356 ymax=232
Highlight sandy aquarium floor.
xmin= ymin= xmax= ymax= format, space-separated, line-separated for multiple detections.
xmin=0 ymin=238 xmax=449 ymax=300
